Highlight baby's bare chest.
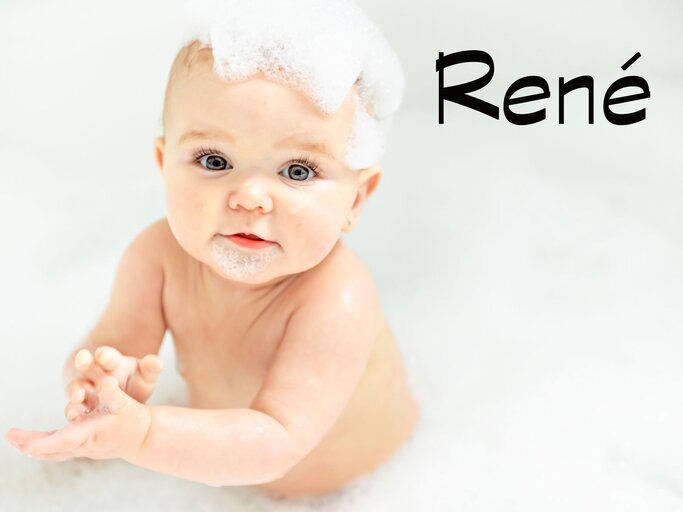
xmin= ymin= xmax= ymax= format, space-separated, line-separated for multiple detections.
xmin=163 ymin=285 xmax=295 ymax=409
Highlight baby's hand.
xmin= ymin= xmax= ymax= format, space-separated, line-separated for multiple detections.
xmin=64 ymin=346 xmax=163 ymax=422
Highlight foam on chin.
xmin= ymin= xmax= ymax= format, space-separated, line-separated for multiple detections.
xmin=208 ymin=235 xmax=283 ymax=280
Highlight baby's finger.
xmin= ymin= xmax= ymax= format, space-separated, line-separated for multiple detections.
xmin=64 ymin=401 xmax=89 ymax=422
xmin=80 ymin=380 xmax=99 ymax=411
xmin=6 ymin=428 xmax=54 ymax=446
xmin=74 ymin=349 xmax=93 ymax=372
xmin=94 ymin=346 xmax=123 ymax=372
xmin=74 ymin=349 xmax=106 ymax=382
xmin=138 ymin=354 xmax=164 ymax=383
xmin=66 ymin=379 xmax=86 ymax=402
xmin=66 ymin=379 xmax=98 ymax=409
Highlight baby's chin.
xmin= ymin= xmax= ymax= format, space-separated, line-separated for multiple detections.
xmin=207 ymin=235 xmax=284 ymax=282
xmin=204 ymin=232 xmax=345 ymax=285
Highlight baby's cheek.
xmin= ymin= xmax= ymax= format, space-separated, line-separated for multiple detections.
xmin=166 ymin=183 xmax=206 ymax=249
xmin=287 ymin=195 xmax=345 ymax=261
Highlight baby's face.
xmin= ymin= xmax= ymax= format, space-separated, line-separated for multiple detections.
xmin=156 ymin=57 xmax=376 ymax=286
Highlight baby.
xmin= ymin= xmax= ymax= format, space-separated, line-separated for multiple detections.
xmin=4 ymin=0 xmax=420 ymax=498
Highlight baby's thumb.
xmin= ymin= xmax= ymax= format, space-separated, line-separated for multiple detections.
xmin=98 ymin=376 xmax=129 ymax=413
xmin=138 ymin=355 xmax=164 ymax=383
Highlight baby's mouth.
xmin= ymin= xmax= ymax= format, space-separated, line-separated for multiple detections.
xmin=236 ymin=233 xmax=263 ymax=241
xmin=219 ymin=232 xmax=277 ymax=247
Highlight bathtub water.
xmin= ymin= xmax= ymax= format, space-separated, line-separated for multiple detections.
xmin=1 ymin=1 xmax=683 ymax=510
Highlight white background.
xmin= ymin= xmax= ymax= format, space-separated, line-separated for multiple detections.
xmin=1 ymin=1 xmax=682 ymax=510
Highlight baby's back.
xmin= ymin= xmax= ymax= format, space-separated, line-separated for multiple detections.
xmin=155 ymin=218 xmax=419 ymax=497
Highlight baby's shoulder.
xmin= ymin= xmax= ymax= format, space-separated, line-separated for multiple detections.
xmin=150 ymin=216 xmax=184 ymax=250
xmin=289 ymin=240 xmax=381 ymax=313
xmin=131 ymin=217 xmax=186 ymax=271
xmin=134 ymin=216 xmax=171 ymax=243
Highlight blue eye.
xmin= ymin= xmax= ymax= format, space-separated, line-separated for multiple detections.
xmin=198 ymin=154 xmax=229 ymax=171
xmin=280 ymin=157 xmax=321 ymax=182
xmin=193 ymin=146 xmax=231 ymax=171
xmin=281 ymin=163 xmax=315 ymax=181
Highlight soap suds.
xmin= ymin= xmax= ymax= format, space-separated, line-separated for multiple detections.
xmin=208 ymin=235 xmax=282 ymax=279
xmin=181 ymin=0 xmax=404 ymax=169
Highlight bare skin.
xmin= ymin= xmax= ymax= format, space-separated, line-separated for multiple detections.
xmin=158 ymin=218 xmax=420 ymax=497
xmin=6 ymin=44 xmax=420 ymax=497
xmin=59 ymin=218 xmax=419 ymax=496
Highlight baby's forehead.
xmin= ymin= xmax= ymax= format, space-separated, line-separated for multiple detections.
xmin=168 ymin=51 xmax=358 ymax=134
xmin=169 ymin=42 xmax=360 ymax=111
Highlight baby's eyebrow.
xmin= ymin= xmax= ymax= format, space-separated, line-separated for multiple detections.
xmin=276 ymin=134 xmax=334 ymax=160
xmin=178 ymin=129 xmax=233 ymax=146
xmin=177 ymin=128 xmax=334 ymax=160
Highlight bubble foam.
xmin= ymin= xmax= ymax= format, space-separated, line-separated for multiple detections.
xmin=181 ymin=0 xmax=404 ymax=169
xmin=208 ymin=235 xmax=282 ymax=280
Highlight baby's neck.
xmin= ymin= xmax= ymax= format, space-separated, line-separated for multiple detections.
xmin=198 ymin=261 xmax=298 ymax=310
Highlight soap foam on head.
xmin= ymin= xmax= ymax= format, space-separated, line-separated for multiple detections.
xmin=181 ymin=0 xmax=404 ymax=169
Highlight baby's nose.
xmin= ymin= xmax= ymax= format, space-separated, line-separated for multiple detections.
xmin=227 ymin=178 xmax=273 ymax=213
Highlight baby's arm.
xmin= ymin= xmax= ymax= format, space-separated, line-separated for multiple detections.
xmin=8 ymin=249 xmax=377 ymax=486
xmin=5 ymin=219 xmax=169 ymax=459
xmin=124 ymin=275 xmax=379 ymax=486
xmin=62 ymin=219 xmax=167 ymax=415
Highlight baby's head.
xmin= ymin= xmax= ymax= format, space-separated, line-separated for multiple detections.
xmin=154 ymin=0 xmax=403 ymax=286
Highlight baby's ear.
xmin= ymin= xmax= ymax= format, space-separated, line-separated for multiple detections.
xmin=358 ymin=163 xmax=382 ymax=199
xmin=154 ymin=136 xmax=165 ymax=170
xmin=343 ymin=164 xmax=383 ymax=232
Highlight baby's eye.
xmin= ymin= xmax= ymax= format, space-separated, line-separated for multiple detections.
xmin=197 ymin=154 xmax=228 ymax=171
xmin=280 ymin=158 xmax=320 ymax=182
xmin=192 ymin=146 xmax=229 ymax=171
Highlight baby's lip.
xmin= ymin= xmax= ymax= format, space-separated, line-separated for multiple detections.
xmin=221 ymin=232 xmax=273 ymax=243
